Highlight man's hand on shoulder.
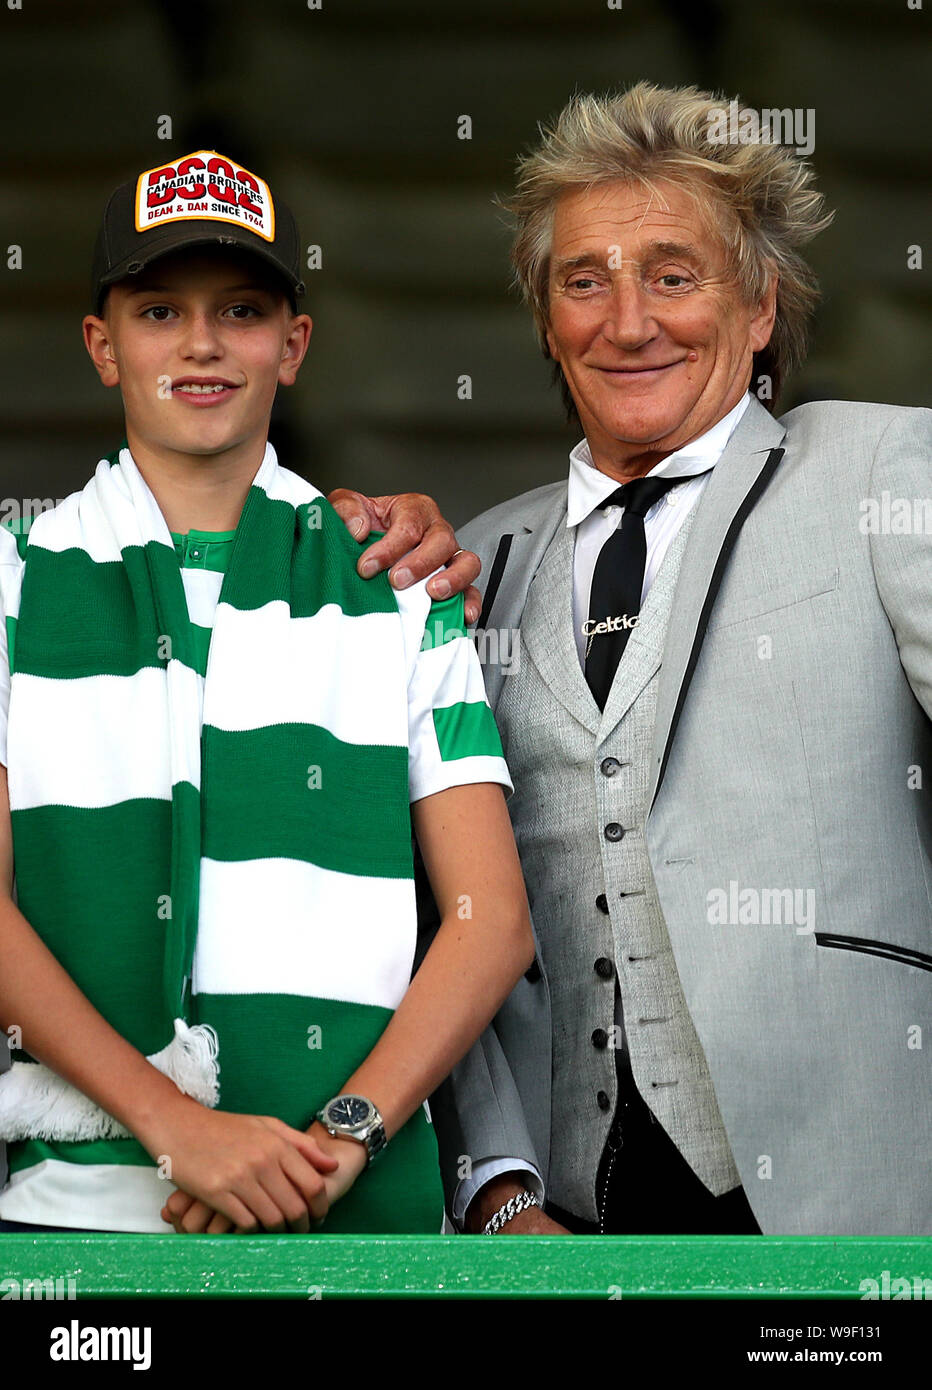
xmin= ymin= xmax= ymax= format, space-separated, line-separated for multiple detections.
xmin=327 ymin=487 xmax=482 ymax=626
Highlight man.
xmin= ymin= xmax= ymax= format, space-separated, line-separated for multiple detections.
xmin=334 ymin=81 xmax=931 ymax=1237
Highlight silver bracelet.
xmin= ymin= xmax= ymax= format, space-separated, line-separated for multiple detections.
xmin=483 ymin=1189 xmax=541 ymax=1235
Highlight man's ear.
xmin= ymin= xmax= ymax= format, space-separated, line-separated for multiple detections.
xmin=544 ymin=323 xmax=559 ymax=362
xmin=749 ymin=271 xmax=778 ymax=354
xmin=82 ymin=315 xmax=120 ymax=387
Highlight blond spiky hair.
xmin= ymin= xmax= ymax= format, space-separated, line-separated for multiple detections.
xmin=502 ymin=80 xmax=835 ymax=413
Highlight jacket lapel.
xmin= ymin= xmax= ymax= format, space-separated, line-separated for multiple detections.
xmin=521 ymin=512 xmax=603 ymax=737
xmin=475 ymin=506 xmax=564 ymax=718
xmin=646 ymin=397 xmax=787 ymax=815
xmin=477 ymin=398 xmax=788 ymax=756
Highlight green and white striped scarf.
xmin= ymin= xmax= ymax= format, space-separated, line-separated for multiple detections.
xmin=0 ymin=443 xmax=452 ymax=1222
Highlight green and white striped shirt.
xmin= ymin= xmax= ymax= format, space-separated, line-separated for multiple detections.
xmin=0 ymin=489 xmax=511 ymax=1232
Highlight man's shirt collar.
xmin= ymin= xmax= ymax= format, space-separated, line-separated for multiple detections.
xmin=565 ymin=391 xmax=752 ymax=527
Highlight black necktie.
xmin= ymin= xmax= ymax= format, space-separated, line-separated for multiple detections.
xmin=584 ymin=473 xmax=694 ymax=710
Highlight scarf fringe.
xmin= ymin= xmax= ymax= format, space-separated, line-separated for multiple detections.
xmin=0 ymin=1019 xmax=220 ymax=1143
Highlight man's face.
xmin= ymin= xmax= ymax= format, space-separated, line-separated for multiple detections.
xmin=544 ymin=179 xmax=776 ymax=471
xmin=84 ymin=247 xmax=311 ymax=463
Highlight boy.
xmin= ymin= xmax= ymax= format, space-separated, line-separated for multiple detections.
xmin=0 ymin=151 xmax=535 ymax=1235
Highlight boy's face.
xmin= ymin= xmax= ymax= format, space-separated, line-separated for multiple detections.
xmin=83 ymin=247 xmax=311 ymax=463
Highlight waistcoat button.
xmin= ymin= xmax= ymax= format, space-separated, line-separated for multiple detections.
xmin=594 ymin=957 xmax=614 ymax=979
xmin=525 ymin=958 xmax=541 ymax=983
xmin=595 ymin=893 xmax=608 ymax=914
xmin=597 ymin=1090 xmax=611 ymax=1111
xmin=591 ymin=1028 xmax=608 ymax=1049
xmin=604 ymin=822 xmax=625 ymax=841
xmin=600 ymin=757 xmax=623 ymax=776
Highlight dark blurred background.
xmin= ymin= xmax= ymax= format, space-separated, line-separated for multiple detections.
xmin=1 ymin=0 xmax=928 ymax=525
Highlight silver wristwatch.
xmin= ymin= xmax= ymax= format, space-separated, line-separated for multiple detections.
xmin=316 ymin=1094 xmax=387 ymax=1165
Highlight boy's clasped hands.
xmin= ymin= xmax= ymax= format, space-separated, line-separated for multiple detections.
xmin=152 ymin=1101 xmax=369 ymax=1235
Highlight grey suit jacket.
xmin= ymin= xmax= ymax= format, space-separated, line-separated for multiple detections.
xmin=422 ymin=395 xmax=932 ymax=1235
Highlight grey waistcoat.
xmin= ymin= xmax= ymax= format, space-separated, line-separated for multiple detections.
xmin=495 ymin=500 xmax=741 ymax=1221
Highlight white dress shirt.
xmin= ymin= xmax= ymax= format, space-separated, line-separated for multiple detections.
xmin=452 ymin=391 xmax=752 ymax=1230
xmin=570 ymin=391 xmax=752 ymax=667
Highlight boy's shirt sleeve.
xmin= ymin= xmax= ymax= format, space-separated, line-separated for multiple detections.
xmin=0 ymin=521 xmax=26 ymax=770
xmin=403 ymin=585 xmax=514 ymax=805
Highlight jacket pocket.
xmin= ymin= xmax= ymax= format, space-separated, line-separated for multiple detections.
xmin=815 ymin=933 xmax=932 ymax=972
xmin=707 ymin=567 xmax=838 ymax=632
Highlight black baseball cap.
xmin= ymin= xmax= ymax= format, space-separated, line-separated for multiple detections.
xmin=91 ymin=149 xmax=306 ymax=314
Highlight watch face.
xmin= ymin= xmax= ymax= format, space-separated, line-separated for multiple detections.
xmin=329 ymin=1095 xmax=371 ymax=1128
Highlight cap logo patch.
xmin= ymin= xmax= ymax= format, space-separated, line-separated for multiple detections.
xmin=134 ymin=151 xmax=275 ymax=241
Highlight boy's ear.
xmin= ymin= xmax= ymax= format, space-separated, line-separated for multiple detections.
xmin=277 ymin=313 xmax=312 ymax=387
xmin=82 ymin=314 xmax=120 ymax=387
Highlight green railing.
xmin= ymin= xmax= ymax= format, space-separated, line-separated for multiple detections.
xmin=1 ymin=1234 xmax=929 ymax=1298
